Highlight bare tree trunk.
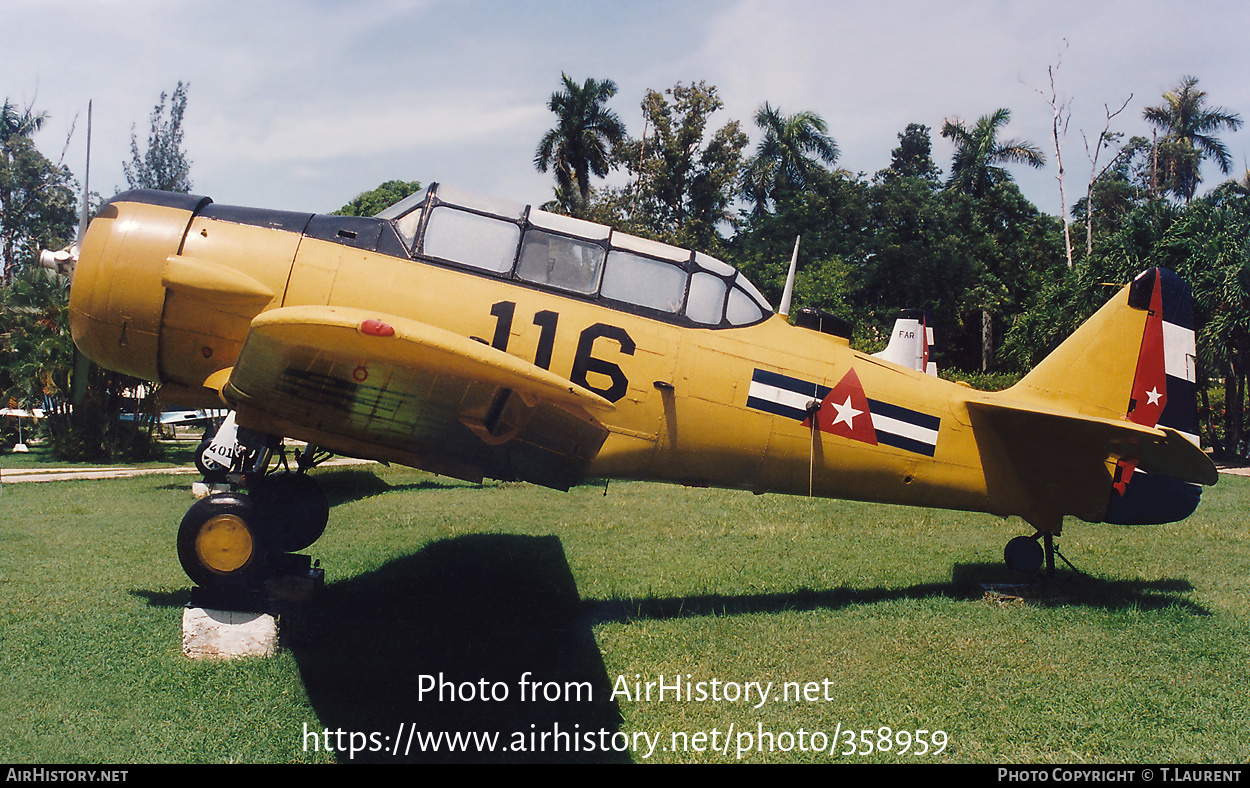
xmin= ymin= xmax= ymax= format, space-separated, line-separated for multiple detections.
xmin=1036 ymin=56 xmax=1073 ymax=268
xmin=1083 ymin=96 xmax=1132 ymax=256
xmin=982 ymin=310 xmax=993 ymax=373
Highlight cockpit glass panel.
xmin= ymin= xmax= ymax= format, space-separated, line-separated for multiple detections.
xmin=375 ymin=187 xmax=428 ymax=221
xmin=611 ymin=231 xmax=689 ymax=263
xmin=601 ymin=250 xmax=689 ymax=314
xmin=394 ymin=208 xmax=423 ymax=251
xmin=693 ymin=251 xmax=735 ymax=277
xmin=686 ymin=272 xmax=727 ymax=325
xmin=528 ymin=209 xmax=610 ymax=241
xmin=421 ymin=206 xmax=520 ymax=273
xmin=735 ymin=272 xmax=774 ymax=312
xmin=434 ymin=183 xmax=526 ymax=220
xmin=726 ymin=284 xmax=767 ymax=325
xmin=516 ymin=230 xmax=606 ymax=294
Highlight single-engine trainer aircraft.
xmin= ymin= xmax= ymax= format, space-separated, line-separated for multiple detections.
xmin=62 ymin=183 xmax=1216 ymax=586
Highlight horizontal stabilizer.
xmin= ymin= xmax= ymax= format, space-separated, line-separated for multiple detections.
xmin=968 ymin=398 xmax=1217 ymax=487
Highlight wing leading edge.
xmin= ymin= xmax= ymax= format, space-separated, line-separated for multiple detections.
xmin=222 ymin=306 xmax=614 ymax=490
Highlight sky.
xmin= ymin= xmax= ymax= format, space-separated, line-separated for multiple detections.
xmin=7 ymin=0 xmax=1250 ymax=221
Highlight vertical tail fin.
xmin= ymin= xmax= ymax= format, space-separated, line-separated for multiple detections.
xmin=1104 ymin=268 xmax=1203 ymax=524
xmin=873 ymin=309 xmax=936 ymax=375
xmin=1010 ymin=268 xmax=1205 ymax=524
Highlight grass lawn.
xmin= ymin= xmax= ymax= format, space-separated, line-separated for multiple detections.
xmin=1 ymin=464 xmax=1247 ymax=763
xmin=0 ymin=440 xmax=200 ymax=471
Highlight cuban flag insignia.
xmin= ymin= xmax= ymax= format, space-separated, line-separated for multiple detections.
xmin=747 ymin=368 xmax=940 ymax=456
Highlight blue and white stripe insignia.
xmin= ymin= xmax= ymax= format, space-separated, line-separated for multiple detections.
xmin=746 ymin=369 xmax=940 ymax=456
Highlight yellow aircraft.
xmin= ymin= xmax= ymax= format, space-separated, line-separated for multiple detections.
xmin=65 ymin=183 xmax=1217 ymax=587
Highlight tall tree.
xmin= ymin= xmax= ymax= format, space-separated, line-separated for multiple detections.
xmin=620 ymin=81 xmax=748 ymax=253
xmin=741 ymin=103 xmax=838 ymax=216
xmin=0 ymin=98 xmax=75 ymax=284
xmin=534 ymin=74 xmax=626 ymax=211
xmin=941 ymin=108 xmax=1045 ymax=198
xmin=877 ymin=123 xmax=941 ymax=184
xmin=1 ymin=99 xmax=47 ymax=143
xmin=123 ymin=81 xmax=192 ymax=192
xmin=1143 ymin=75 xmax=1244 ymax=202
xmin=941 ymin=108 xmax=1046 ymax=370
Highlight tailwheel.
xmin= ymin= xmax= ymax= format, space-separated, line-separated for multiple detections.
xmin=177 ymin=492 xmax=267 ymax=587
xmin=1004 ymin=534 xmax=1045 ymax=574
xmin=249 ymin=471 xmax=329 ymax=554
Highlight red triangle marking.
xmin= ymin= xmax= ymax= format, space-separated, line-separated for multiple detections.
xmin=803 ymin=368 xmax=877 ymax=445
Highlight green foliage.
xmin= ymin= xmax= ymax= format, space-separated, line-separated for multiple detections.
xmin=1004 ymin=185 xmax=1250 ymax=457
xmin=334 ymin=179 xmax=422 ymax=217
xmin=123 ymin=81 xmax=192 ymax=193
xmin=1157 ymin=191 xmax=1250 ymax=456
xmin=877 ymin=122 xmax=941 ymax=184
xmin=0 ymin=98 xmax=76 ymax=284
xmin=854 ymin=177 xmax=1064 ymax=370
xmin=613 ymin=82 xmax=748 ymax=254
xmin=0 ymin=267 xmax=161 ymax=461
xmin=938 ymin=368 xmax=1022 ymax=392
xmin=941 ymin=108 xmax=1045 ymax=198
xmin=732 ymin=167 xmax=870 ymax=315
xmin=534 ymin=74 xmax=626 ymax=211
xmin=1143 ymin=75 xmax=1244 ymax=202
xmin=741 ymin=103 xmax=838 ymax=217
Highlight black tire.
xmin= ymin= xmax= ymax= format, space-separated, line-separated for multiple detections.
xmin=1004 ymin=535 xmax=1044 ymax=573
xmin=250 ymin=472 xmax=330 ymax=553
xmin=177 ymin=492 xmax=266 ymax=587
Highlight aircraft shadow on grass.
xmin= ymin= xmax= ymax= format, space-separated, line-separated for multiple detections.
xmin=128 ymin=533 xmax=1206 ymax=763
xmin=584 ymin=563 xmax=1206 ymax=625
xmin=285 ymin=533 xmax=629 ymax=764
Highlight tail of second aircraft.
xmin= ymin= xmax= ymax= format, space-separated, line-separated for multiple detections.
xmin=974 ymin=268 xmax=1215 ymax=527
xmin=873 ymin=309 xmax=936 ymax=375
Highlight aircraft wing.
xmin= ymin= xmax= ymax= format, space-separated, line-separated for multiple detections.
xmin=220 ymin=306 xmax=614 ymax=490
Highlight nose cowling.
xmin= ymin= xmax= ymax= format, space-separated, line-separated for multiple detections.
xmin=68 ymin=190 xmax=210 ymax=382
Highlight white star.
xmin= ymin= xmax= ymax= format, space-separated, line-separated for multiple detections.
xmin=830 ymin=396 xmax=862 ymax=429
xmin=1146 ymin=387 xmax=1162 ymax=406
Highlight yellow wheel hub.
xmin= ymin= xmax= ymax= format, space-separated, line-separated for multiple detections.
xmin=195 ymin=514 xmax=254 ymax=574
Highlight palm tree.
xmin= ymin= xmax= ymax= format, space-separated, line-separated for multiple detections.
xmin=941 ymin=108 xmax=1045 ymax=197
xmin=1143 ymin=75 xmax=1244 ymax=202
xmin=2 ymin=99 xmax=51 ymax=284
xmin=534 ymin=74 xmax=626 ymax=210
xmin=1 ymin=99 xmax=47 ymax=143
xmin=741 ymin=103 xmax=838 ymax=215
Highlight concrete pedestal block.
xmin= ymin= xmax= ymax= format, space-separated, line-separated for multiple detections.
xmin=182 ymin=607 xmax=279 ymax=659
xmin=191 ymin=481 xmax=231 ymax=499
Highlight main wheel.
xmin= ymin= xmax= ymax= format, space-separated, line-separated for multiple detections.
xmin=177 ymin=492 xmax=266 ymax=587
xmin=249 ymin=472 xmax=329 ymax=553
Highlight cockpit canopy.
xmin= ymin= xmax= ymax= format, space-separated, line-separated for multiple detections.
xmin=378 ymin=183 xmax=773 ymax=328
